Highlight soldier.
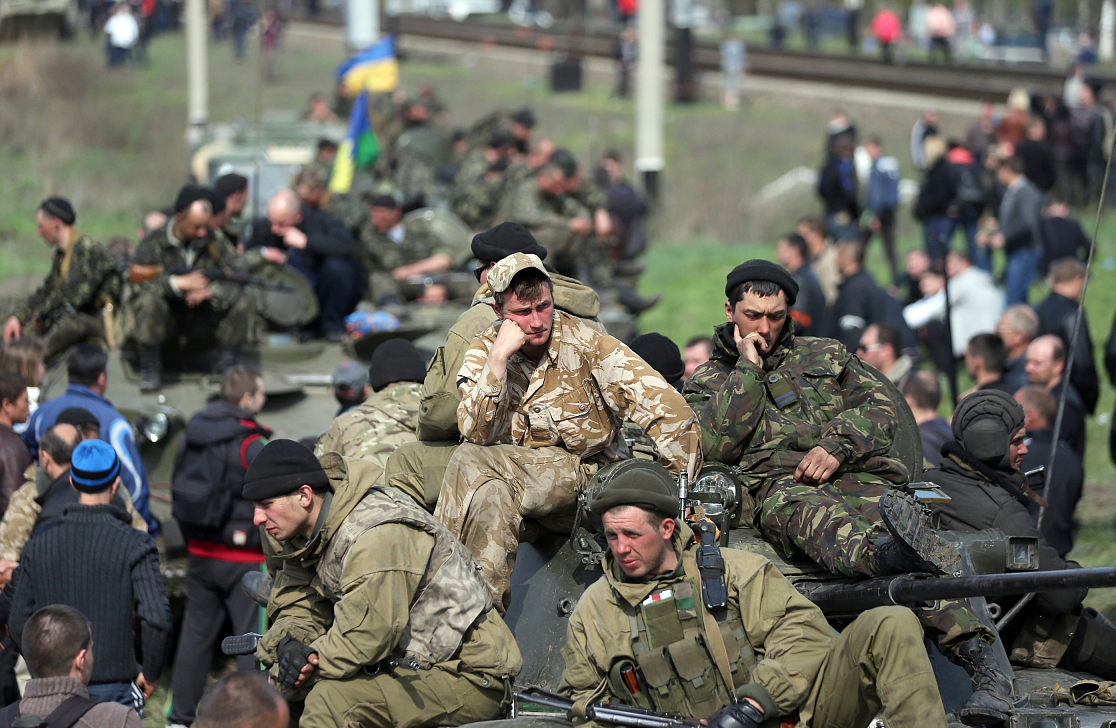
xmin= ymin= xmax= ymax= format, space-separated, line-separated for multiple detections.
xmin=314 ymin=339 xmax=426 ymax=487
xmin=357 ymin=195 xmax=467 ymax=305
xmin=386 ymin=223 xmax=601 ymax=510
xmin=433 ymin=253 xmax=700 ymax=613
xmin=393 ymin=98 xmax=453 ymax=207
xmin=328 ymin=361 xmax=370 ymax=415
xmin=925 ymin=389 xmax=1116 ymax=680
xmin=130 ymin=185 xmax=255 ymax=391
xmin=452 ymin=158 xmax=511 ymax=232
xmin=560 ymin=461 xmax=949 ymax=728
xmin=244 ymin=189 xmax=361 ymax=342
xmin=3 ymin=198 xmax=121 ymax=362
xmin=214 ymin=173 xmax=249 ymax=247
xmin=682 ymin=260 xmax=1011 ymax=725
xmin=246 ymin=440 xmax=522 ymax=728
xmin=453 ymin=130 xmax=515 ymax=191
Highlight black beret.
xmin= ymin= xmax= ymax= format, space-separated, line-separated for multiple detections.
xmin=510 ymin=107 xmax=536 ymax=128
xmin=630 ymin=333 xmax=685 ymax=384
xmin=40 ymin=197 xmax=76 ymax=226
xmin=243 ymin=439 xmax=329 ymax=501
xmin=173 ymin=185 xmax=208 ymax=214
xmin=471 ymin=222 xmax=547 ymax=263
xmin=549 ymin=149 xmax=578 ymax=178
xmin=725 ymin=259 xmax=799 ymax=306
xmin=369 ymin=194 xmax=399 ymax=209
xmin=56 ymin=407 xmax=99 ymax=429
xmin=489 ymin=130 xmax=515 ymax=149
xmin=214 ymin=173 xmax=248 ymax=197
xmin=368 ymin=338 xmax=427 ymax=392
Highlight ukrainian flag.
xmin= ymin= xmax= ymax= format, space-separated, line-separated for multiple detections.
xmin=329 ymin=90 xmax=380 ymax=194
xmin=336 ymin=34 xmax=399 ymax=96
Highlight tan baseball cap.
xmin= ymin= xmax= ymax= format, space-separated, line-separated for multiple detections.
xmin=487 ymin=252 xmax=550 ymax=294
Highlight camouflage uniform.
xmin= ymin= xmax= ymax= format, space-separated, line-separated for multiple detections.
xmin=561 ymin=520 xmax=947 ymax=728
xmin=259 ymin=454 xmax=521 ymax=728
xmin=497 ymin=177 xmax=588 ymax=275
xmin=314 ymin=381 xmax=422 ymax=487
xmin=127 ymin=222 xmax=254 ymax=348
xmin=11 ymin=233 xmax=121 ymax=361
xmin=683 ymin=321 xmax=990 ymax=649
xmin=356 ymin=222 xmax=466 ymax=303
xmin=452 ymin=173 xmax=508 ymax=231
xmin=434 ymin=310 xmax=701 ymax=612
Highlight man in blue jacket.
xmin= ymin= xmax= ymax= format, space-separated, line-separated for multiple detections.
xmin=22 ymin=344 xmax=156 ymax=534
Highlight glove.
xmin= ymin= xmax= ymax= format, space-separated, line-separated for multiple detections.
xmin=708 ymin=700 xmax=765 ymax=728
xmin=276 ymin=635 xmax=316 ymax=690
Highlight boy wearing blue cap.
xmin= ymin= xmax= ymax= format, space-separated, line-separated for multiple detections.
xmin=8 ymin=440 xmax=172 ymax=716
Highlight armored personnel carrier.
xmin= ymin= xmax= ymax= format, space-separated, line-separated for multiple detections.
xmin=0 ymin=0 xmax=75 ymax=38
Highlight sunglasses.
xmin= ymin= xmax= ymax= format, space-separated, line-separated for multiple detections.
xmin=473 ymin=264 xmax=487 ymax=283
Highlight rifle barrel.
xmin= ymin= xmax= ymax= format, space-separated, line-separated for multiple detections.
xmin=803 ymin=566 xmax=1116 ymax=614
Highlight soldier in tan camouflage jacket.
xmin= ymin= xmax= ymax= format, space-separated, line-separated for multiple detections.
xmin=433 ymin=253 xmax=700 ymax=614
xmin=314 ymin=339 xmax=426 ymax=492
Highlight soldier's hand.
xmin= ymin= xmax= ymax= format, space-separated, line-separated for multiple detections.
xmin=136 ymin=673 xmax=155 ymax=699
xmin=732 ymin=326 xmax=765 ymax=367
xmin=173 ymin=270 xmax=210 ymax=292
xmin=263 ymin=247 xmax=289 ymax=266
xmin=568 ymin=217 xmax=592 ymax=235
xmin=0 ymin=560 xmax=16 ymax=588
xmin=185 ymin=287 xmax=214 ymax=307
xmin=2 ymin=317 xmax=20 ymax=343
xmin=706 ymin=698 xmax=764 ymax=728
xmin=282 ymin=227 xmax=309 ymax=250
xmin=276 ymin=635 xmax=318 ymax=690
xmin=594 ymin=208 xmax=613 ymax=237
xmin=794 ymin=445 xmax=842 ymax=484
xmin=489 ymin=320 xmax=528 ymax=378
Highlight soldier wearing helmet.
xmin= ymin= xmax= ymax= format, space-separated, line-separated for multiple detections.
xmin=560 ymin=460 xmax=948 ymax=728
xmin=926 ymin=389 xmax=1116 ymax=681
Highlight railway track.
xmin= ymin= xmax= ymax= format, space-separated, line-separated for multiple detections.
xmin=317 ymin=12 xmax=1116 ymax=101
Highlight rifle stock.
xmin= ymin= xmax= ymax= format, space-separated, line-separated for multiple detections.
xmin=515 ymin=688 xmax=702 ymax=728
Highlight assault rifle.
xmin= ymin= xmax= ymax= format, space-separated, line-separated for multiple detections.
xmin=222 ymin=633 xmax=263 ymax=656
xmin=799 ymin=566 xmax=1116 ymax=617
xmin=125 ymin=264 xmax=295 ymax=291
xmin=515 ymin=687 xmax=703 ymax=728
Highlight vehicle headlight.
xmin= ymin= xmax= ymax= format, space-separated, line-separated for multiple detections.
xmin=690 ymin=465 xmax=741 ymax=524
xmin=137 ymin=412 xmax=169 ymax=444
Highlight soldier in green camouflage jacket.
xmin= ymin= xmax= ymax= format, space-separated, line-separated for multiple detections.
xmin=314 ymin=339 xmax=426 ymax=490
xmin=683 ymin=260 xmax=1010 ymax=726
xmin=4 ymin=198 xmax=121 ymax=361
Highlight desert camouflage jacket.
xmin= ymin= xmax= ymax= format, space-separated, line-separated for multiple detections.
xmin=457 ymin=310 xmax=701 ymax=474
xmin=314 ymin=381 xmax=422 ymax=482
xmin=13 ymin=234 xmax=121 ymax=328
xmin=133 ymin=222 xmax=244 ymax=311
xmin=683 ymin=322 xmax=906 ymax=493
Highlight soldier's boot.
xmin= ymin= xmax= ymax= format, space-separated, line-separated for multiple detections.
xmin=954 ymin=638 xmax=1014 ymax=726
xmin=1061 ymin=607 xmax=1116 ymax=680
xmin=138 ymin=346 xmax=162 ymax=392
xmin=240 ymin=571 xmax=274 ymax=608
xmin=875 ymin=489 xmax=960 ymax=575
xmin=213 ymin=345 xmax=240 ymax=374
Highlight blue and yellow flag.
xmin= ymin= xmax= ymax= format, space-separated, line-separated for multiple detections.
xmin=329 ymin=90 xmax=380 ymax=194
xmin=336 ymin=34 xmax=399 ymax=96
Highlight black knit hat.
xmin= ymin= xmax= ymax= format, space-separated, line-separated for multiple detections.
xmin=368 ymin=338 xmax=427 ymax=392
xmin=369 ymin=194 xmax=399 ymax=209
xmin=173 ymin=185 xmax=207 ymax=214
xmin=243 ymin=439 xmax=329 ymax=501
xmin=630 ymin=333 xmax=685 ymax=384
xmin=214 ymin=173 xmax=248 ymax=197
xmin=470 ymin=222 xmax=547 ymax=263
xmin=510 ymin=107 xmax=536 ymax=128
xmin=40 ymin=197 xmax=76 ymax=226
xmin=725 ymin=259 xmax=799 ymax=306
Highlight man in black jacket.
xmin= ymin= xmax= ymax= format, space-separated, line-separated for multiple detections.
xmin=9 ymin=440 xmax=172 ymax=714
xmin=1034 ymin=257 xmax=1098 ymax=415
xmin=926 ymin=390 xmax=1115 ymax=680
xmin=979 ymin=156 xmax=1045 ymax=305
xmin=246 ymin=189 xmax=361 ymax=341
xmin=166 ymin=366 xmax=271 ymax=728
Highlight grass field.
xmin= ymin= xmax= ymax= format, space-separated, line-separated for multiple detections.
xmin=1 ymin=26 xmax=1115 ymax=724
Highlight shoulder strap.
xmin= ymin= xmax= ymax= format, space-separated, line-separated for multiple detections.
xmin=681 ymin=551 xmax=736 ymax=696
xmin=0 ymin=701 xmax=21 ymax=728
xmin=45 ymin=695 xmax=100 ymax=728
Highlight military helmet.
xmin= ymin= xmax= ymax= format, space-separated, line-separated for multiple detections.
xmin=952 ymin=389 xmax=1025 ymax=470
xmin=584 ymin=459 xmax=679 ymax=533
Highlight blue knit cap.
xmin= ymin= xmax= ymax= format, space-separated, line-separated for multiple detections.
xmin=70 ymin=440 xmax=121 ymax=493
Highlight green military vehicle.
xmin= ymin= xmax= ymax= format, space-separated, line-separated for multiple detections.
xmin=0 ymin=0 xmax=76 ymax=38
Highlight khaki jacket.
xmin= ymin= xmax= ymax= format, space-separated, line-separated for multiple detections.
xmin=457 ymin=310 xmax=701 ymax=474
xmin=559 ymin=522 xmax=836 ymax=725
xmin=417 ymin=275 xmax=602 ymax=441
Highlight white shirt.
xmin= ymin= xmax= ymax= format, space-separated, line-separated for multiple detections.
xmin=105 ymin=11 xmax=140 ymax=48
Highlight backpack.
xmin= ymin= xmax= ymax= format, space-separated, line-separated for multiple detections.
xmin=0 ymin=695 xmax=100 ymax=728
xmin=171 ymin=419 xmax=270 ymax=532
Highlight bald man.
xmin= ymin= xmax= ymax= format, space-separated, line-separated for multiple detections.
xmin=129 ymin=185 xmax=255 ymax=391
xmin=1025 ymin=334 xmax=1086 ymax=458
xmin=245 ymin=189 xmax=360 ymax=342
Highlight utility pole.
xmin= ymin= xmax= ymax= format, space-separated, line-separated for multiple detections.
xmin=635 ymin=0 xmax=664 ymax=201
xmin=1101 ymin=0 xmax=1114 ymax=61
xmin=185 ymin=0 xmax=208 ymax=146
xmin=347 ymin=0 xmax=378 ymax=50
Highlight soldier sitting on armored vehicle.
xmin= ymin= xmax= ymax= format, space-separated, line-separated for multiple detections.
xmin=357 ymin=195 xmax=468 ymax=305
xmin=385 ymin=222 xmax=602 ymax=511
xmin=213 ymin=173 xmax=249 ymax=247
xmin=432 ymin=253 xmax=700 ymax=614
xmin=926 ymin=389 xmax=1116 ymax=681
xmin=560 ymin=460 xmax=950 ymax=728
xmin=130 ymin=185 xmax=255 ymax=391
xmin=314 ymin=338 xmax=426 ymax=488
xmin=246 ymin=440 xmax=522 ymax=728
xmin=682 ymin=259 xmax=1012 ymax=725
xmin=3 ymin=197 xmax=122 ymax=363
xmin=244 ymin=189 xmax=361 ymax=343
xmin=453 ymin=152 xmax=512 ymax=231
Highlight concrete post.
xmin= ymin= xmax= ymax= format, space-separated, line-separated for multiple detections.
xmin=185 ymin=0 xmax=208 ymax=144
xmin=347 ymin=0 xmax=379 ymax=50
xmin=635 ymin=0 xmax=665 ymax=200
